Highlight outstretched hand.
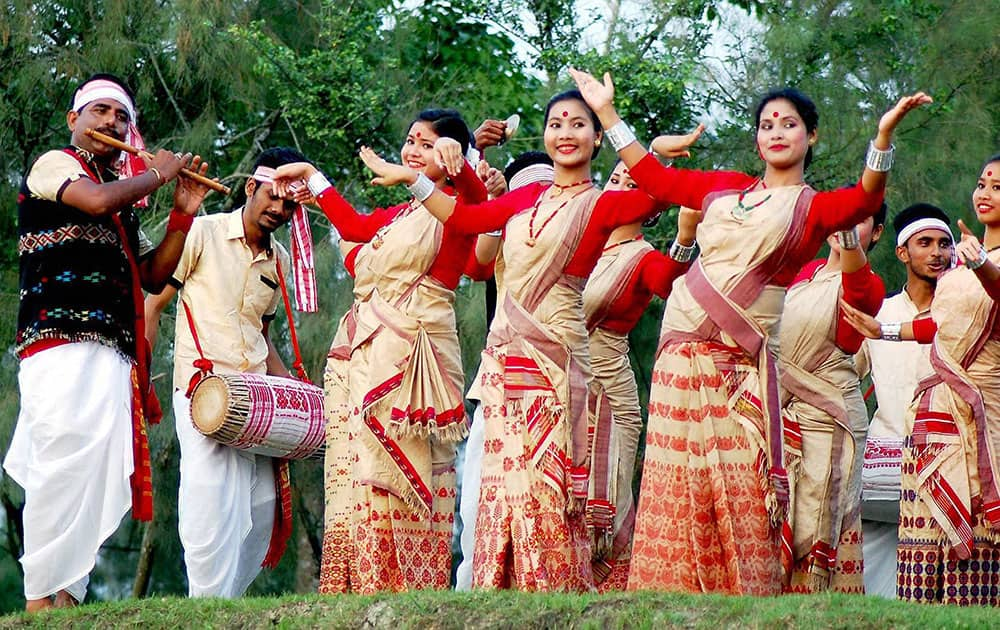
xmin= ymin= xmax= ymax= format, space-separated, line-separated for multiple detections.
xmin=568 ymin=68 xmax=615 ymax=115
xmin=955 ymin=219 xmax=984 ymax=266
xmin=878 ymin=92 xmax=933 ymax=138
xmin=172 ymin=156 xmax=212 ymax=216
xmin=359 ymin=146 xmax=418 ymax=187
xmin=271 ymin=162 xmax=318 ymax=199
xmin=839 ymin=299 xmax=882 ymax=339
xmin=651 ymin=123 xmax=706 ymax=159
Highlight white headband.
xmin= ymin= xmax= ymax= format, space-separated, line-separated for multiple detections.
xmin=252 ymin=166 xmax=277 ymax=183
xmin=72 ymin=79 xmax=136 ymax=122
xmin=896 ymin=218 xmax=954 ymax=247
xmin=508 ymin=163 xmax=555 ymax=191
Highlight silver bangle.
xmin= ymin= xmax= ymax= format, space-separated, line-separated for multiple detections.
xmin=966 ymin=246 xmax=989 ymax=270
xmin=865 ymin=141 xmax=895 ymax=172
xmin=837 ymin=227 xmax=860 ymax=250
xmin=307 ymin=171 xmax=332 ymax=197
xmin=880 ymin=322 xmax=902 ymax=342
xmin=669 ymin=239 xmax=697 ymax=263
xmin=484 ymin=229 xmax=502 ymax=237
xmin=605 ymin=120 xmax=637 ymax=152
xmin=406 ymin=173 xmax=435 ymax=202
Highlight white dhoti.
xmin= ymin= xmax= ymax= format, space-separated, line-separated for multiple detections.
xmin=173 ymin=390 xmax=275 ymax=598
xmin=3 ymin=341 xmax=134 ymax=602
xmin=455 ymin=403 xmax=486 ymax=591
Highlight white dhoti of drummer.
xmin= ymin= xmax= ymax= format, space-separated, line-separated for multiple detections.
xmin=145 ymin=147 xmax=317 ymax=597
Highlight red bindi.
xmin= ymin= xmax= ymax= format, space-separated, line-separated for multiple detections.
xmin=772 ymin=111 xmax=779 ymax=118
xmin=415 ymin=131 xmax=421 ymax=138
xmin=989 ymin=171 xmax=994 ymax=177
xmin=562 ymin=110 xmax=569 ymax=117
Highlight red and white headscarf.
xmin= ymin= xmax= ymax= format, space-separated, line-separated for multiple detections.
xmin=252 ymin=166 xmax=318 ymax=313
xmin=72 ymin=77 xmax=150 ymax=206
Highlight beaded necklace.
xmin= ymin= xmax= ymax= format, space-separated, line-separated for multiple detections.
xmin=526 ymin=185 xmax=594 ymax=247
xmin=602 ymin=234 xmax=643 ymax=253
xmin=550 ymin=178 xmax=593 ymax=197
xmin=731 ymin=178 xmax=771 ymax=220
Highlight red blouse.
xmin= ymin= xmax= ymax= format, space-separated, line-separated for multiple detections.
xmin=315 ymin=162 xmax=488 ymax=289
xmin=791 ymin=258 xmax=886 ymax=354
xmin=627 ymin=154 xmax=885 ymax=287
xmin=599 ymin=249 xmax=689 ymax=334
xmin=446 ymin=184 xmax=664 ymax=279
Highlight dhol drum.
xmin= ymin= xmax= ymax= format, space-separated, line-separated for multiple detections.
xmin=190 ymin=373 xmax=326 ymax=460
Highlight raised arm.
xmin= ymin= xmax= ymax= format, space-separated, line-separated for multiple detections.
xmin=272 ymin=161 xmax=397 ymax=242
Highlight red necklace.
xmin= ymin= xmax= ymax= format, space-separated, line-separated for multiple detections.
xmin=602 ymin=234 xmax=643 ymax=253
xmin=550 ymin=178 xmax=593 ymax=197
xmin=526 ymin=185 xmax=594 ymax=247
xmin=731 ymin=178 xmax=771 ymax=220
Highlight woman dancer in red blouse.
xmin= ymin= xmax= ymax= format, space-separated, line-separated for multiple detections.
xmin=273 ymin=109 xmax=487 ymax=593
xmin=570 ymin=67 xmax=930 ymax=594
xmin=356 ymin=90 xmax=697 ymax=591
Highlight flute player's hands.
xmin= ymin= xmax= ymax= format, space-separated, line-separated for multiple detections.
xmin=145 ymin=149 xmax=190 ymax=184
xmin=173 ymin=156 xmax=212 ymax=216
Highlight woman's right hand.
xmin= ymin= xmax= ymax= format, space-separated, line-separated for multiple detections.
xmin=359 ymin=146 xmax=418 ymax=187
xmin=839 ymin=299 xmax=882 ymax=339
xmin=433 ymin=137 xmax=464 ymax=178
xmin=272 ymin=162 xmax=318 ymax=197
xmin=568 ymin=68 xmax=616 ymax=117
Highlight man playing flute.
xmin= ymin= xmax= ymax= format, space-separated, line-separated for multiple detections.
xmin=3 ymin=73 xmax=211 ymax=612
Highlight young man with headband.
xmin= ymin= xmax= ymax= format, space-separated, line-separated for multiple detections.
xmin=856 ymin=203 xmax=954 ymax=597
xmin=145 ymin=147 xmax=316 ymax=598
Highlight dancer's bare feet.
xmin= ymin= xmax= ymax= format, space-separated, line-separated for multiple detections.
xmin=25 ymin=596 xmax=53 ymax=613
xmin=54 ymin=589 xmax=79 ymax=608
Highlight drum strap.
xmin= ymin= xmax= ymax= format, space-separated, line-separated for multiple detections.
xmin=275 ymin=257 xmax=309 ymax=382
xmin=180 ymin=299 xmax=214 ymax=397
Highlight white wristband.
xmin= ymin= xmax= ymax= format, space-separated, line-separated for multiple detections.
xmin=880 ymin=322 xmax=902 ymax=342
xmin=307 ymin=171 xmax=332 ymax=197
xmin=669 ymin=239 xmax=697 ymax=263
xmin=605 ymin=120 xmax=637 ymax=152
xmin=407 ymin=173 xmax=435 ymax=202
xmin=865 ymin=141 xmax=895 ymax=172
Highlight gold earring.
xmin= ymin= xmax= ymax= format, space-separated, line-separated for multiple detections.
xmin=595 ymin=138 xmax=602 ymax=147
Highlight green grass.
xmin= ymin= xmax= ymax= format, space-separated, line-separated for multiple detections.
xmin=0 ymin=590 xmax=996 ymax=629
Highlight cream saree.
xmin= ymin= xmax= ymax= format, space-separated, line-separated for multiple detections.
xmin=318 ymin=204 xmax=466 ymax=594
xmin=897 ymin=252 xmax=1000 ymax=605
xmin=582 ymin=239 xmax=652 ymax=591
xmin=472 ymin=187 xmax=601 ymax=592
xmin=779 ymin=265 xmax=866 ymax=593
xmin=629 ymin=184 xmax=813 ymax=595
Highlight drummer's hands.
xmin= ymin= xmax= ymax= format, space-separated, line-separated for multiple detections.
xmin=359 ymin=146 xmax=418 ymax=187
xmin=172 ymin=155 xmax=212 ymax=215
xmin=433 ymin=137 xmax=465 ymax=178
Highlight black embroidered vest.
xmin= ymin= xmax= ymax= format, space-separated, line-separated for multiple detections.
xmin=17 ymin=147 xmax=143 ymax=360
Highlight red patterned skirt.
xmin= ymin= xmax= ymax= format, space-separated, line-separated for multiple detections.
xmin=627 ymin=341 xmax=782 ymax=594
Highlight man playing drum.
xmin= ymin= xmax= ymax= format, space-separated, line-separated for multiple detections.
xmin=145 ymin=147 xmax=315 ymax=598
xmin=4 ymin=73 xmax=208 ymax=612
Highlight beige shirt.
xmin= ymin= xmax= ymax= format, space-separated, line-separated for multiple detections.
xmin=859 ymin=289 xmax=933 ymax=439
xmin=170 ymin=209 xmax=289 ymax=388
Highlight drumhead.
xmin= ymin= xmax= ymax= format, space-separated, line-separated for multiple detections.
xmin=190 ymin=375 xmax=230 ymax=435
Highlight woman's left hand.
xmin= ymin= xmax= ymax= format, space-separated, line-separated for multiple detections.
xmin=651 ymin=123 xmax=706 ymax=159
xmin=433 ymin=137 xmax=464 ymax=178
xmin=359 ymin=146 xmax=418 ymax=187
xmin=877 ymin=92 xmax=933 ymax=138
